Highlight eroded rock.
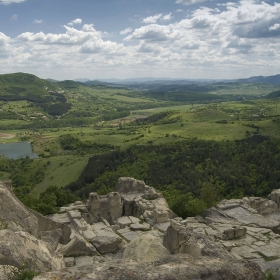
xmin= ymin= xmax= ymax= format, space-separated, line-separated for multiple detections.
xmin=122 ymin=233 xmax=170 ymax=263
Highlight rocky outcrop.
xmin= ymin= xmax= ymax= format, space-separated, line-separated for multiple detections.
xmin=0 ymin=181 xmax=69 ymax=276
xmin=0 ymin=181 xmax=38 ymax=236
xmin=34 ymin=254 xmax=263 ymax=280
xmin=2 ymin=177 xmax=277 ymax=279
xmin=0 ymin=229 xmax=64 ymax=272
xmin=59 ymin=235 xmax=99 ymax=257
xmin=122 ymin=233 xmax=170 ymax=263
xmin=116 ymin=177 xmax=177 ymax=224
xmin=163 ymin=220 xmax=231 ymax=259
xmin=87 ymin=192 xmax=123 ymax=224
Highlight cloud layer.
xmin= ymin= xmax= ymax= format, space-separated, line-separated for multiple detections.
xmin=0 ymin=0 xmax=26 ymax=4
xmin=1 ymin=0 xmax=280 ymax=79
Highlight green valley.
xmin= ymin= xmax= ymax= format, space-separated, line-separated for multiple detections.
xmin=1 ymin=72 xmax=280 ymax=217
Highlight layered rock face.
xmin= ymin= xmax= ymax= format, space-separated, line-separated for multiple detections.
xmin=0 ymin=180 xmax=66 ymax=275
xmin=2 ymin=177 xmax=278 ymax=279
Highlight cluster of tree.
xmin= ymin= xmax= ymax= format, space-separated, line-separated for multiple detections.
xmin=100 ymin=110 xmax=130 ymax=121
xmin=65 ymin=135 xmax=280 ymax=217
xmin=0 ymin=156 xmax=78 ymax=215
xmin=132 ymin=112 xmax=170 ymax=126
xmin=5 ymin=86 xmax=26 ymax=94
xmin=0 ymin=110 xmax=20 ymax=120
xmin=143 ymin=91 xmax=226 ymax=103
xmin=38 ymin=102 xmax=72 ymax=116
xmin=21 ymin=186 xmax=79 ymax=215
xmin=64 ymin=111 xmax=95 ymax=118
xmin=59 ymin=134 xmax=116 ymax=154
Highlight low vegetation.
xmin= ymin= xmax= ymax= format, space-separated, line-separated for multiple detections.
xmin=1 ymin=72 xmax=280 ymax=217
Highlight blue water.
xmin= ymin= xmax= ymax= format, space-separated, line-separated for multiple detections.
xmin=0 ymin=142 xmax=38 ymax=159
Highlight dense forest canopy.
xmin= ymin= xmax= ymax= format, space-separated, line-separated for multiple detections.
xmin=64 ymin=135 xmax=280 ymax=217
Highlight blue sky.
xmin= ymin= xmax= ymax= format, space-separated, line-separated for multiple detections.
xmin=0 ymin=0 xmax=280 ymax=80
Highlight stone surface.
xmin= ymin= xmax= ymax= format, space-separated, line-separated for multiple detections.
xmin=122 ymin=233 xmax=170 ymax=263
xmin=40 ymin=229 xmax=62 ymax=251
xmin=163 ymin=220 xmax=231 ymax=259
xmin=33 ymin=254 xmax=263 ymax=280
xmin=30 ymin=209 xmax=71 ymax=245
xmin=243 ymin=197 xmax=278 ymax=215
xmin=0 ymin=182 xmax=38 ymax=236
xmin=130 ymin=222 xmax=150 ymax=231
xmin=91 ymin=230 xmax=125 ymax=254
xmin=268 ymin=189 xmax=280 ymax=208
xmin=87 ymin=192 xmax=122 ymax=224
xmin=0 ymin=229 xmax=64 ymax=272
xmin=64 ymin=257 xmax=75 ymax=267
xmin=116 ymin=177 xmax=177 ymax=225
xmin=59 ymin=235 xmax=99 ymax=257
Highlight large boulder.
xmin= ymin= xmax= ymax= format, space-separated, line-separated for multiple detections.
xmin=0 ymin=230 xmax=64 ymax=272
xmin=163 ymin=220 xmax=231 ymax=259
xmin=268 ymin=189 xmax=280 ymax=208
xmin=216 ymin=199 xmax=280 ymax=233
xmin=87 ymin=192 xmax=123 ymax=224
xmin=0 ymin=181 xmax=38 ymax=236
xmin=59 ymin=235 xmax=99 ymax=257
xmin=242 ymin=197 xmax=278 ymax=215
xmin=91 ymin=231 xmax=125 ymax=254
xmin=122 ymin=233 xmax=170 ymax=263
xmin=30 ymin=209 xmax=71 ymax=245
xmin=116 ymin=177 xmax=177 ymax=225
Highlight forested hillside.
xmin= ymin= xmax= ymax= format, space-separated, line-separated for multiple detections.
xmin=65 ymin=135 xmax=280 ymax=217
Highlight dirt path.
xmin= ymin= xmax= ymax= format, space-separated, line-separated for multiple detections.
xmin=0 ymin=133 xmax=15 ymax=139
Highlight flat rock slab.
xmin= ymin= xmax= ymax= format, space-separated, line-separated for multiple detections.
xmin=121 ymin=230 xmax=142 ymax=241
xmin=75 ymin=256 xmax=93 ymax=267
xmin=49 ymin=213 xmax=71 ymax=225
xmin=91 ymin=232 xmax=125 ymax=254
xmin=222 ymin=206 xmax=280 ymax=229
xmin=130 ymin=223 xmax=150 ymax=231
xmin=115 ymin=216 xmax=132 ymax=228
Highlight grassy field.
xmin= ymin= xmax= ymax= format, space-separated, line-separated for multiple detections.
xmin=31 ymin=156 xmax=89 ymax=195
xmin=1 ymin=74 xmax=280 ymax=194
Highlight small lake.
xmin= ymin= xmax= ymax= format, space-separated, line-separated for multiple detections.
xmin=0 ymin=142 xmax=38 ymax=159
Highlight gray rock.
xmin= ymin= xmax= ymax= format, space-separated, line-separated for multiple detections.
xmin=59 ymin=235 xmax=99 ymax=257
xmin=224 ymin=227 xmax=247 ymax=240
xmin=31 ymin=210 xmax=71 ymax=245
xmin=0 ymin=229 xmax=64 ymax=272
xmin=64 ymin=257 xmax=75 ymax=267
xmin=33 ymin=254 xmax=264 ymax=280
xmin=75 ymin=256 xmax=93 ymax=267
xmin=0 ymin=182 xmax=38 ymax=236
xmin=122 ymin=233 xmax=170 ymax=263
xmin=163 ymin=220 xmax=231 ymax=259
xmin=130 ymin=222 xmax=150 ymax=231
xmin=40 ymin=229 xmax=62 ymax=251
xmin=91 ymin=231 xmax=125 ymax=254
xmin=87 ymin=192 xmax=122 ymax=224
xmin=115 ymin=216 xmax=132 ymax=229
xmin=268 ymin=189 xmax=280 ymax=208
xmin=115 ymin=177 xmax=177 ymax=225
xmin=243 ymin=197 xmax=278 ymax=215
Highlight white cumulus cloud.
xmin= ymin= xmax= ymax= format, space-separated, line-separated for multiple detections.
xmin=0 ymin=0 xmax=26 ymax=4
xmin=67 ymin=18 xmax=83 ymax=26
xmin=176 ymin=0 xmax=207 ymax=5
xmin=10 ymin=14 xmax=18 ymax=21
xmin=269 ymin=23 xmax=280 ymax=31
xmin=120 ymin=27 xmax=132 ymax=35
xmin=142 ymin=14 xmax=163 ymax=24
xmin=33 ymin=19 xmax=43 ymax=24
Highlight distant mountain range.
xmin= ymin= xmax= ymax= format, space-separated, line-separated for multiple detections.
xmin=236 ymin=74 xmax=280 ymax=85
xmin=64 ymin=74 xmax=280 ymax=86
